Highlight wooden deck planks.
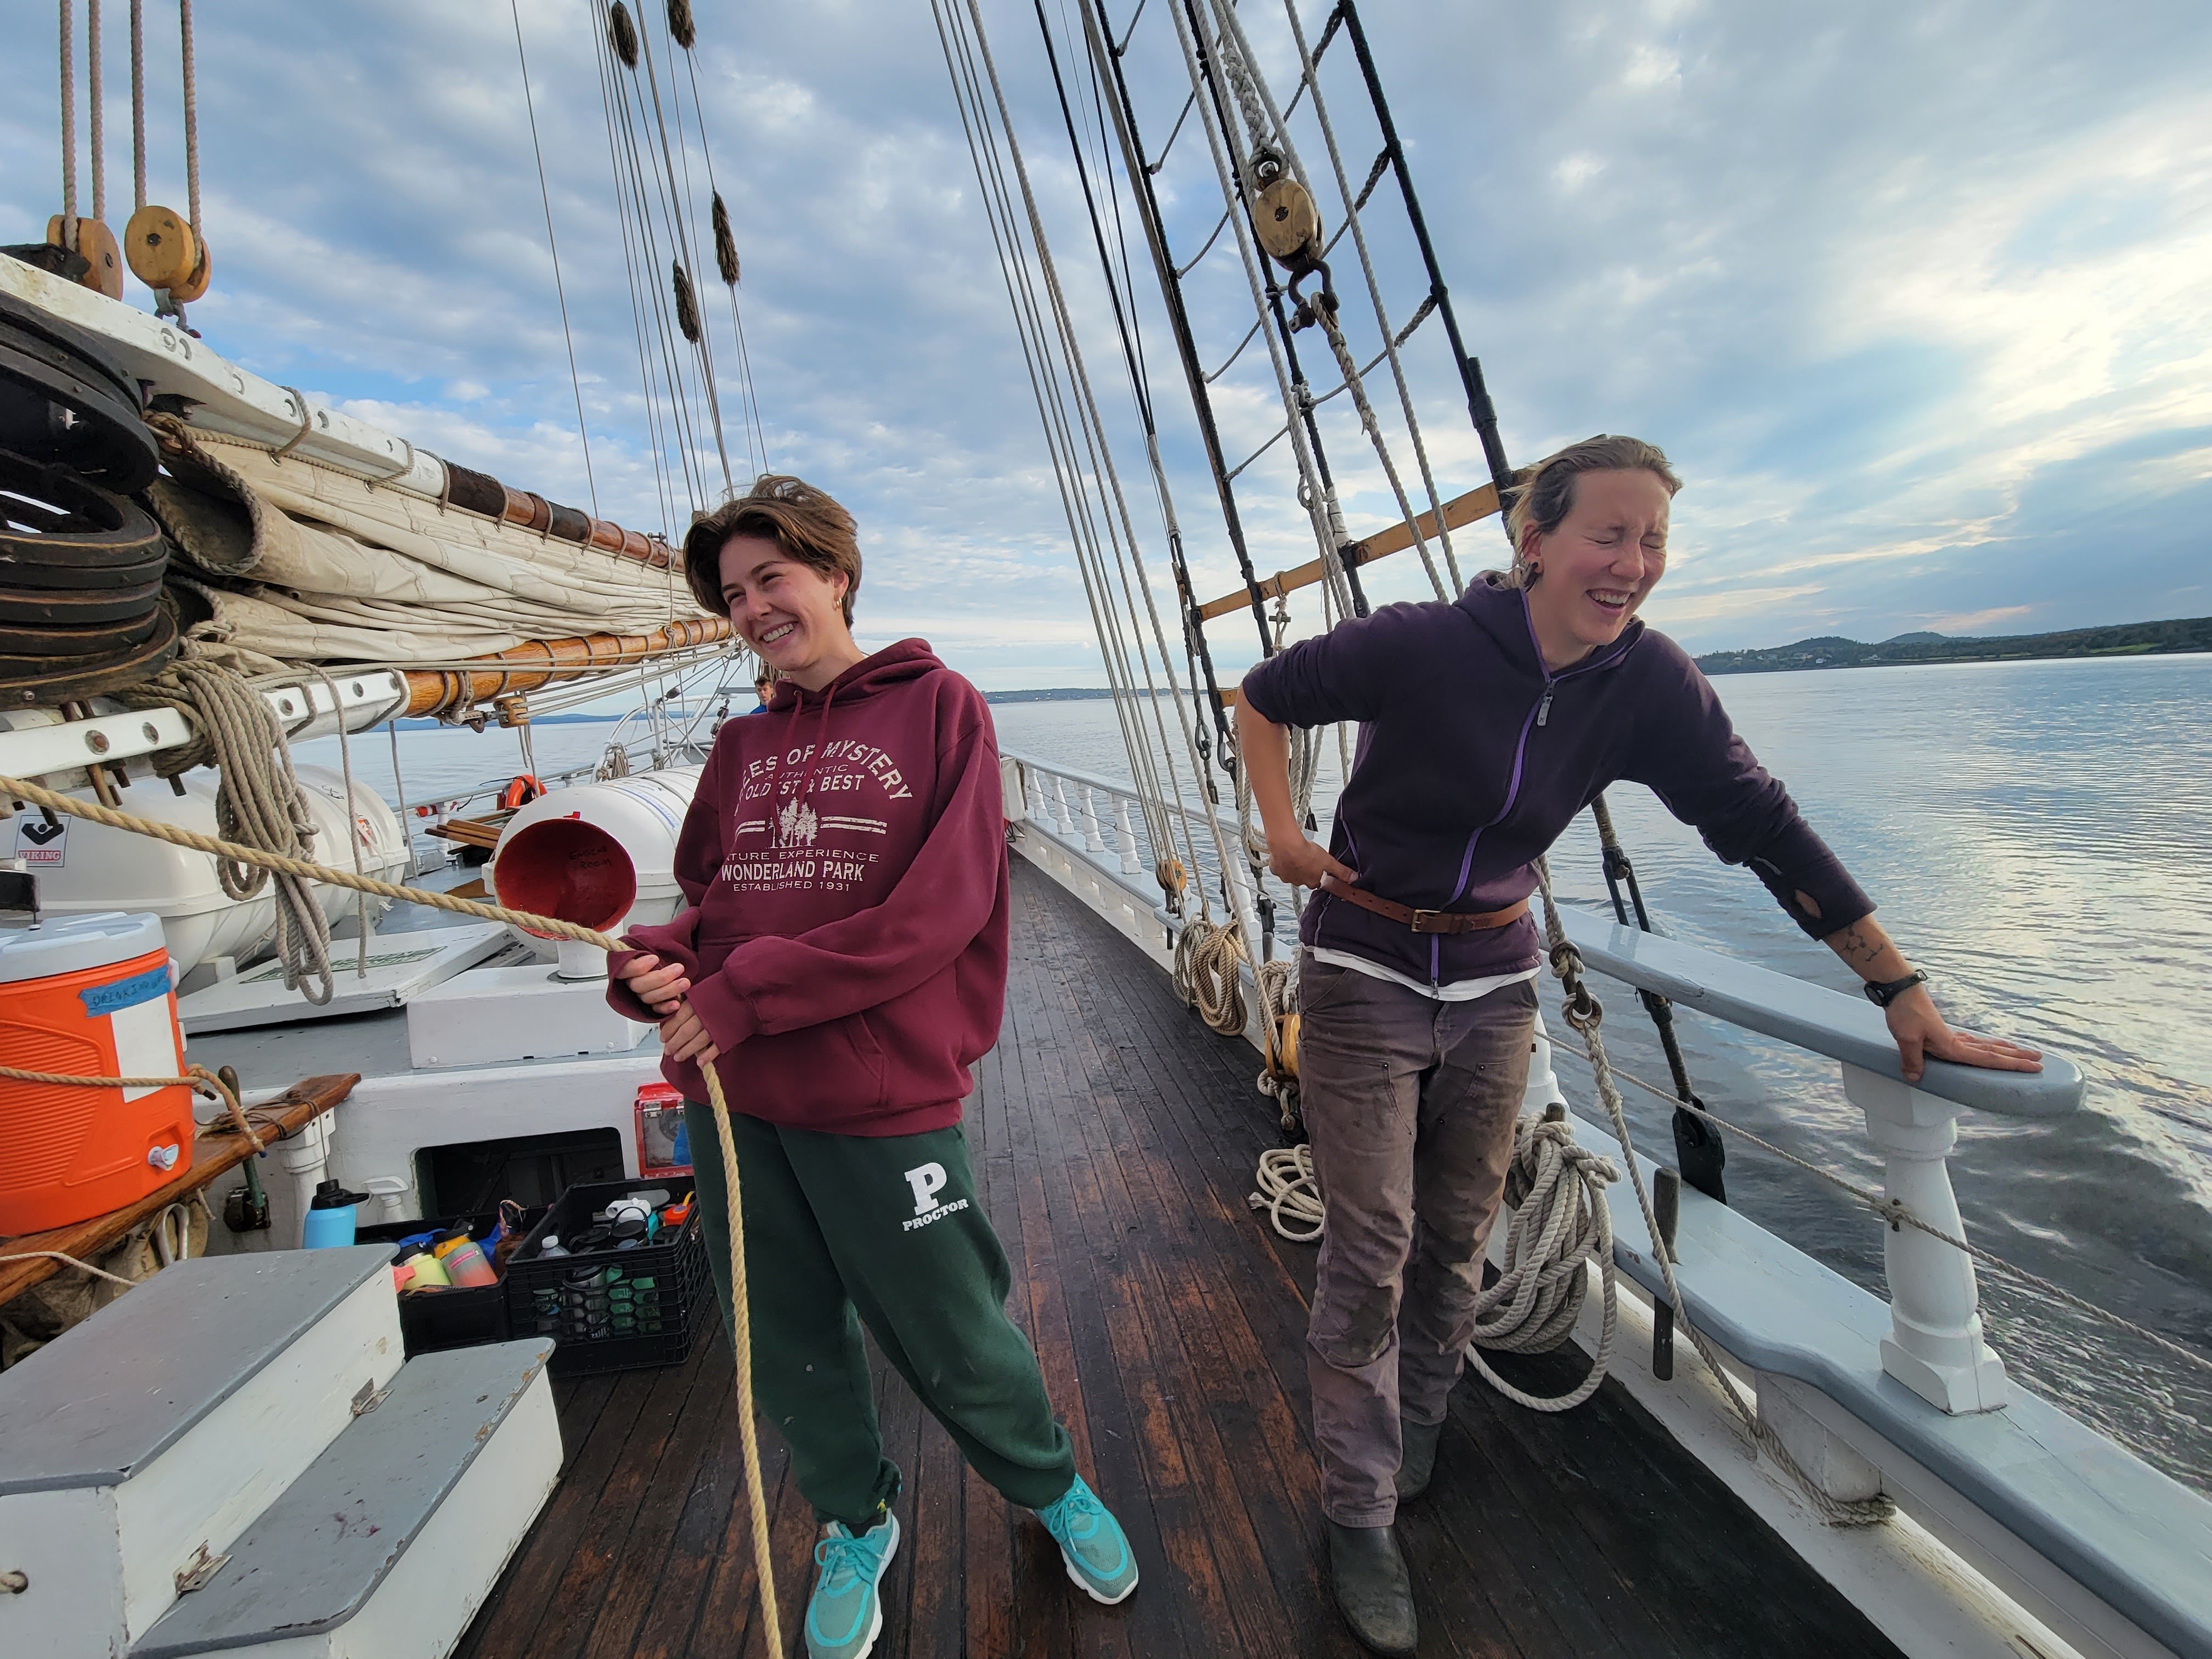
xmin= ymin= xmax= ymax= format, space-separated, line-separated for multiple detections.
xmin=456 ymin=857 xmax=1905 ymax=1659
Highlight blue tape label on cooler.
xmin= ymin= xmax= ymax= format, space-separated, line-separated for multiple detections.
xmin=78 ymin=963 xmax=171 ymax=1017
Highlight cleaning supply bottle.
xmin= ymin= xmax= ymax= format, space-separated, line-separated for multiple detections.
xmin=302 ymin=1180 xmax=371 ymax=1248
xmin=441 ymin=1235 xmax=499 ymax=1288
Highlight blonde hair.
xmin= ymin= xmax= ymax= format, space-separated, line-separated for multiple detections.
xmin=1502 ymin=436 xmax=1681 ymax=587
xmin=682 ymin=475 xmax=862 ymax=623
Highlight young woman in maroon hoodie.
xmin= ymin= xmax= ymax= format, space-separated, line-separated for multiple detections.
xmin=608 ymin=477 xmax=1137 ymax=1659
xmin=1237 ymin=437 xmax=2041 ymax=1658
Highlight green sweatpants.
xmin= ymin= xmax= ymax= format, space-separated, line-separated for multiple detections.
xmin=684 ymin=1102 xmax=1077 ymax=1531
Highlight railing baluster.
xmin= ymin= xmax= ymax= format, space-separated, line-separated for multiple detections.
xmin=1115 ymin=796 xmax=1142 ymax=874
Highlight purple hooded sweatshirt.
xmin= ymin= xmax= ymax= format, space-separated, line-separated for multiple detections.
xmin=1238 ymin=573 xmax=1872 ymax=988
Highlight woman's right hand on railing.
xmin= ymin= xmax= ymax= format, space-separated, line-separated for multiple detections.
xmin=1266 ymin=830 xmax=1358 ymax=893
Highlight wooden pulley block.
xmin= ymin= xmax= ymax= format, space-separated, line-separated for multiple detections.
xmin=1253 ymin=176 xmax=1322 ymax=269
xmin=1156 ymin=856 xmax=1189 ymax=895
xmin=123 ymin=205 xmax=198 ymax=292
xmin=171 ymin=236 xmax=212 ymax=303
xmin=45 ymin=215 xmax=124 ymax=300
xmin=1278 ymin=1012 xmax=1301 ymax=1081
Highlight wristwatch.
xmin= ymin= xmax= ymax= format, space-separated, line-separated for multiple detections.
xmin=1863 ymin=969 xmax=1928 ymax=1008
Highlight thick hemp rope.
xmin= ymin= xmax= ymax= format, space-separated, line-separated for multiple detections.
xmin=0 ymin=1060 xmax=260 ymax=1150
xmin=0 ymin=772 xmax=788 ymax=1645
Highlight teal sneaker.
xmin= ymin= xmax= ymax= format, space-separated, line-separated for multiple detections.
xmin=805 ymin=1511 xmax=899 ymax=1659
xmin=1032 ymin=1474 xmax=1138 ymax=1604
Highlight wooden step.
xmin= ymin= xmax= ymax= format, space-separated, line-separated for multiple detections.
xmin=129 ymin=1338 xmax=560 ymax=1659
xmin=0 ymin=1246 xmax=402 ymax=1654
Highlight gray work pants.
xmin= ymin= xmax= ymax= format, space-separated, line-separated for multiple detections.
xmin=1296 ymin=950 xmax=1538 ymax=1526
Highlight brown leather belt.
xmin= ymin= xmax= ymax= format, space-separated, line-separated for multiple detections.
xmin=1320 ymin=872 xmax=1530 ymax=935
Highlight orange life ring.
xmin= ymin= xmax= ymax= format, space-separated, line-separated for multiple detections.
xmin=499 ymin=775 xmax=543 ymax=811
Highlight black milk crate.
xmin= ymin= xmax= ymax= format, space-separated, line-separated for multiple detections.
xmin=503 ymin=1177 xmax=709 ymax=1378
xmin=356 ymin=1206 xmax=544 ymax=1357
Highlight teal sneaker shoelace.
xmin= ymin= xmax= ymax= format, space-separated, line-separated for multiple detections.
xmin=809 ymin=1523 xmax=890 ymax=1648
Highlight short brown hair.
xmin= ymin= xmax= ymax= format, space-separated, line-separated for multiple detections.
xmin=1503 ymin=436 xmax=1681 ymax=586
xmin=682 ymin=475 xmax=861 ymax=623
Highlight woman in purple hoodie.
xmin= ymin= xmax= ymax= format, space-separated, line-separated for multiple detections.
xmin=1235 ymin=436 xmax=2040 ymax=1657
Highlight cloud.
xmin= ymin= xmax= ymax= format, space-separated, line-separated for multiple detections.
xmin=3 ymin=0 xmax=2207 ymax=689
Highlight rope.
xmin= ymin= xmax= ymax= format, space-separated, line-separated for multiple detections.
xmin=303 ymin=668 xmax=372 ymax=980
xmin=0 ymin=1059 xmax=261 ymax=1150
xmin=1247 ymin=1143 xmax=1322 ymax=1241
xmin=511 ymin=0 xmax=601 ymax=518
xmin=0 ymin=1251 xmax=137 ymax=1288
xmin=1530 ymin=856 xmax=1893 ymax=1525
xmin=87 ymin=0 xmax=103 ymax=224
xmin=117 ymin=656 xmax=335 ymax=1006
xmin=1462 ymin=1107 xmax=1621 ymax=1412
xmin=59 ymin=0 xmax=77 ymax=249
xmin=178 ymin=0 xmax=199 ymax=236
xmin=1252 ymin=953 xmax=1299 ymax=1130
xmin=0 ymin=770 xmax=788 ymax=1646
xmin=129 ymin=0 xmax=143 ymax=211
xmin=1172 ymin=912 xmax=1246 ymax=1035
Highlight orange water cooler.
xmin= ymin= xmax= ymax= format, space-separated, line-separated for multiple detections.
xmin=0 ymin=912 xmax=195 ymax=1235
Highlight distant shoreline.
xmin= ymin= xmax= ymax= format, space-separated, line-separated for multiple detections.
xmin=1694 ymin=616 xmax=2211 ymax=676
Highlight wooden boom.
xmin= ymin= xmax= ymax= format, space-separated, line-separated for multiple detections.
xmin=1194 ymin=482 xmax=1503 ymax=624
xmin=401 ymin=618 xmax=735 ymax=719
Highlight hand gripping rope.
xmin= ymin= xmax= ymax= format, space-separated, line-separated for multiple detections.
xmin=0 ymin=770 xmax=788 ymax=1651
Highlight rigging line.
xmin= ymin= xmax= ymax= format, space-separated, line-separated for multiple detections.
xmin=1084 ymin=0 xmax=1282 ymax=668
xmin=592 ymin=6 xmax=679 ymax=532
xmin=1113 ymin=0 xmax=1148 ymax=53
xmin=602 ymin=3 xmax=704 ymax=509
xmin=1144 ymin=88 xmax=1197 ymax=174
xmin=663 ymin=42 xmax=759 ymax=488
xmin=178 ymin=0 xmax=199 ymax=234
xmin=610 ymin=33 xmax=709 ymax=514
xmin=1207 ymin=2 xmax=1453 ymax=602
xmin=1266 ymin=0 xmax=1459 ymax=590
xmin=983 ymin=0 xmax=1198 ymax=867
xmin=510 ymin=0 xmax=601 ymax=518
xmin=1204 ymin=313 xmax=1264 ymax=382
xmin=1335 ymin=0 xmax=1516 ymax=550
xmin=633 ymin=0 xmax=734 ymax=495
xmin=964 ymin=0 xmax=1245 ymax=926
xmin=942 ymin=2 xmax=1199 ymax=893
xmin=87 ymin=0 xmax=101 ymax=223
xmin=128 ymin=0 xmax=143 ymax=211
xmin=59 ymin=0 xmax=77 ymax=242
xmin=1174 ymin=205 xmax=1233 ymax=276
xmin=681 ymin=49 xmax=771 ymax=478
xmin=1167 ymin=0 xmax=1360 ymax=622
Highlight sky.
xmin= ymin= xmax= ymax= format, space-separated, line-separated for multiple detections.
xmin=4 ymin=0 xmax=2208 ymax=691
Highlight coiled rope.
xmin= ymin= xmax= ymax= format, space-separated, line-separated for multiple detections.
xmin=1247 ymin=1142 xmax=1322 ymax=1240
xmin=117 ymin=656 xmax=336 ymax=1005
xmin=0 ymin=771 xmax=788 ymax=1644
xmin=1462 ymin=1105 xmax=1620 ymax=1413
xmin=1173 ymin=912 xmax=1247 ymax=1035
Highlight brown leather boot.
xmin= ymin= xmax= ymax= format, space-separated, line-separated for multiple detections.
xmin=1326 ymin=1519 xmax=1418 ymax=1657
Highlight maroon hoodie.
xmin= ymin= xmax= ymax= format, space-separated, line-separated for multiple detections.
xmin=606 ymin=639 xmax=1008 ymax=1136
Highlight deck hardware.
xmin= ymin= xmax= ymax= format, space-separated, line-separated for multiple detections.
xmin=1652 ymin=1167 xmax=1681 ymax=1381
xmin=0 ymin=1568 xmax=27 ymax=1594
xmin=352 ymin=1378 xmax=392 ymax=1418
xmin=174 ymin=1543 xmax=229 ymax=1595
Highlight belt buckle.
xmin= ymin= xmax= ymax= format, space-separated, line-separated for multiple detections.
xmin=1410 ymin=907 xmax=1442 ymax=933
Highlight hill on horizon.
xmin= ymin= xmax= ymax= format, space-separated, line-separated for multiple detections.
xmin=1695 ymin=616 xmax=2210 ymax=675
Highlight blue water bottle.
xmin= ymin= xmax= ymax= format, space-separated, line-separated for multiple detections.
xmin=303 ymin=1180 xmax=371 ymax=1248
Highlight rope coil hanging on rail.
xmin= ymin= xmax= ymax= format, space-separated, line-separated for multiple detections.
xmin=0 ymin=770 xmax=789 ymax=1647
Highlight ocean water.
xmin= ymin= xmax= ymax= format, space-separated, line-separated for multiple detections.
xmin=302 ymin=653 xmax=2212 ymax=1492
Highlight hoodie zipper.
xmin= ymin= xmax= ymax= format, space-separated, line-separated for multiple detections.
xmin=1428 ymin=603 xmax=1626 ymax=981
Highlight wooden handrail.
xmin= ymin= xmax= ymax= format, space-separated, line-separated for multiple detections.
xmin=1193 ymin=482 xmax=1503 ymax=624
